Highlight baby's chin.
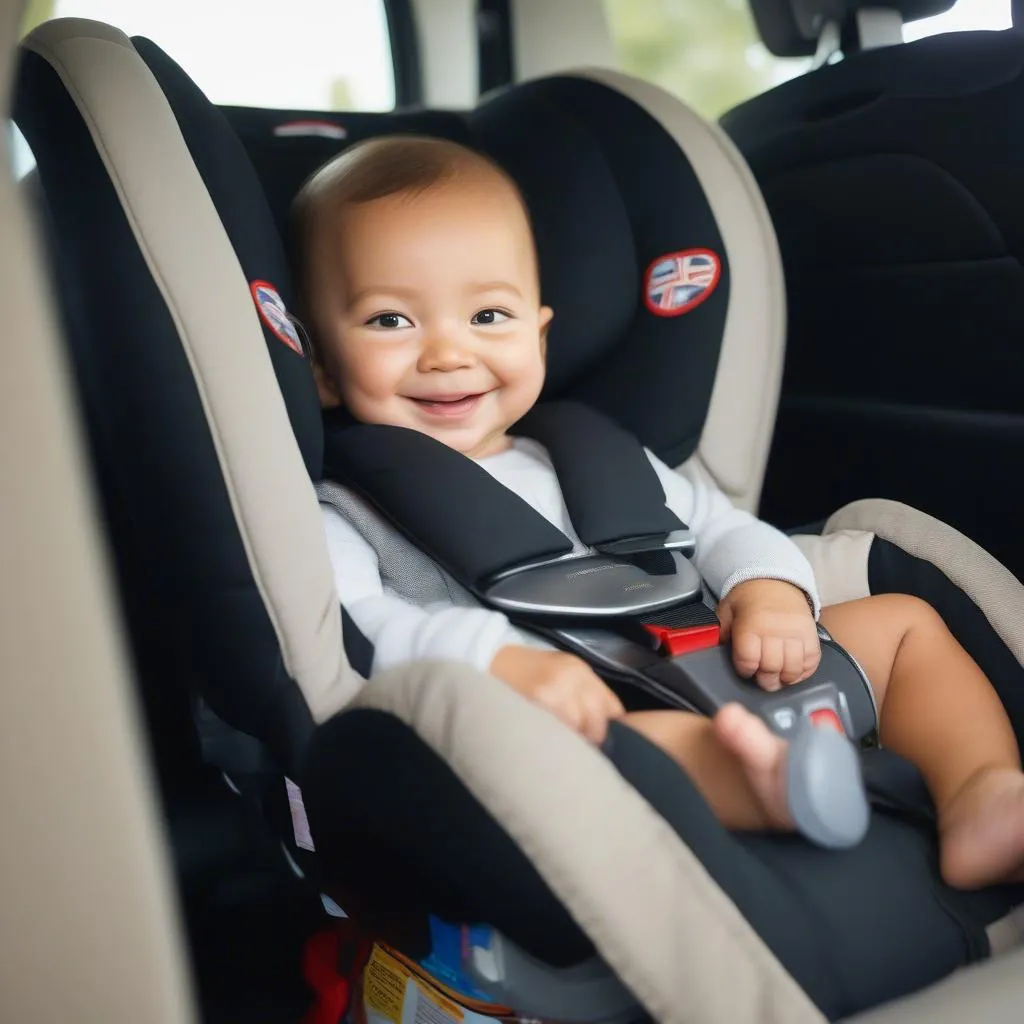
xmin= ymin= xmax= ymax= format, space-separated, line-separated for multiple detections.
xmin=418 ymin=423 xmax=512 ymax=460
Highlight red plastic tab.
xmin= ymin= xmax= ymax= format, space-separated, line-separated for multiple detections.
xmin=644 ymin=622 xmax=721 ymax=657
xmin=808 ymin=707 xmax=845 ymax=734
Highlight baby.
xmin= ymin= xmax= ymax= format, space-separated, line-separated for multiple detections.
xmin=293 ymin=134 xmax=1024 ymax=890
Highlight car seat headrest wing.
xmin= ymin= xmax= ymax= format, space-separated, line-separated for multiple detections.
xmin=16 ymin=18 xmax=360 ymax=774
xmin=471 ymin=70 xmax=784 ymax=509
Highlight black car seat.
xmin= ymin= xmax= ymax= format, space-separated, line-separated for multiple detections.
xmin=15 ymin=17 xmax=1024 ymax=1023
xmin=722 ymin=1 xmax=1024 ymax=580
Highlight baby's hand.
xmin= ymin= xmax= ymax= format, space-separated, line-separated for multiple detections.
xmin=490 ymin=646 xmax=625 ymax=744
xmin=717 ymin=579 xmax=820 ymax=691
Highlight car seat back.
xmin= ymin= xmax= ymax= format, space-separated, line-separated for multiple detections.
xmin=15 ymin=18 xmax=362 ymax=786
xmin=724 ymin=1 xmax=1024 ymax=576
xmin=222 ymin=75 xmax=788 ymax=514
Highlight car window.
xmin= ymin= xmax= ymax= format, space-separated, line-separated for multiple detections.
xmin=19 ymin=0 xmax=396 ymax=111
xmin=602 ymin=0 xmax=1013 ymax=121
xmin=904 ymin=0 xmax=1011 ymax=40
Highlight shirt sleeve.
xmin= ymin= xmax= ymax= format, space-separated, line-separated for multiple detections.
xmin=321 ymin=503 xmax=521 ymax=674
xmin=646 ymin=451 xmax=821 ymax=617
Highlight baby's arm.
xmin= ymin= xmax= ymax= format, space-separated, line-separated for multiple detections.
xmin=321 ymin=505 xmax=623 ymax=740
xmin=648 ymin=454 xmax=821 ymax=687
xmin=322 ymin=504 xmax=520 ymax=674
xmin=649 ymin=455 xmax=818 ymax=613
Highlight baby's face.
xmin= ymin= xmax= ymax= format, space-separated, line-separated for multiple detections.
xmin=313 ymin=173 xmax=551 ymax=460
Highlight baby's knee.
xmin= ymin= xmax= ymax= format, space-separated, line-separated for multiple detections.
xmin=869 ymin=593 xmax=945 ymax=638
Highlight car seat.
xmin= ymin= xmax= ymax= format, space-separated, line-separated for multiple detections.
xmin=15 ymin=16 xmax=1024 ymax=1023
xmin=722 ymin=0 xmax=1024 ymax=581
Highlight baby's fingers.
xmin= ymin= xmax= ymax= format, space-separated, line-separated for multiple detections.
xmin=755 ymin=636 xmax=785 ymax=691
xmin=731 ymin=629 xmax=763 ymax=680
xmin=779 ymin=638 xmax=805 ymax=685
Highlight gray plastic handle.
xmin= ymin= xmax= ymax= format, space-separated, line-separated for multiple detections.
xmin=787 ymin=720 xmax=870 ymax=849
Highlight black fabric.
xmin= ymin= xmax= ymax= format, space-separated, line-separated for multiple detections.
xmin=749 ymin=0 xmax=955 ymax=57
xmin=323 ymin=415 xmax=573 ymax=583
xmin=15 ymin=48 xmax=316 ymax=778
xmin=514 ymin=402 xmax=685 ymax=545
xmin=868 ymin=538 xmax=1024 ymax=748
xmin=477 ymin=0 xmax=514 ymax=94
xmin=471 ymin=77 xmax=730 ymax=468
xmin=230 ymin=76 xmax=729 ymax=469
xmin=603 ymin=722 xmax=1021 ymax=1021
xmin=723 ymin=30 xmax=1024 ymax=578
xmin=764 ymin=398 xmax=1024 ymax=579
xmin=133 ymin=38 xmax=323 ymax=482
xmin=304 ymin=709 xmax=1023 ymax=1021
xmin=220 ymin=105 xmax=472 ymax=248
xmin=323 ymin=402 xmax=687 ymax=588
xmin=861 ymin=747 xmax=935 ymax=823
xmin=302 ymin=708 xmax=595 ymax=967
xmin=383 ymin=0 xmax=424 ymax=107
xmin=643 ymin=600 xmax=719 ymax=630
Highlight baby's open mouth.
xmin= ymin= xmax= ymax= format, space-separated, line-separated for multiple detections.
xmin=406 ymin=392 xmax=489 ymax=418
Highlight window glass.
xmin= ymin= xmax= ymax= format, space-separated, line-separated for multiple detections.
xmin=603 ymin=0 xmax=810 ymax=121
xmin=904 ymin=0 xmax=1011 ymax=41
xmin=20 ymin=0 xmax=396 ymax=110
xmin=603 ymin=0 xmax=1013 ymax=121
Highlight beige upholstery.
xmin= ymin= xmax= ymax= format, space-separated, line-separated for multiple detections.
xmin=24 ymin=17 xmax=362 ymax=725
xmin=792 ymin=528 xmax=874 ymax=608
xmin=576 ymin=68 xmax=787 ymax=514
xmin=826 ymin=499 xmax=1024 ymax=667
xmin=0 ymin=4 xmax=195 ymax=1022
xmin=794 ymin=499 xmax=1024 ymax=668
xmin=844 ymin=946 xmax=1024 ymax=1023
xmin=353 ymin=662 xmax=825 ymax=1024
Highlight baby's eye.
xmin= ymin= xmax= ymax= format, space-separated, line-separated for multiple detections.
xmin=471 ymin=308 xmax=511 ymax=326
xmin=366 ymin=312 xmax=413 ymax=329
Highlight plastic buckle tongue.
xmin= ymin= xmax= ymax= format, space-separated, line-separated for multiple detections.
xmin=644 ymin=622 xmax=721 ymax=657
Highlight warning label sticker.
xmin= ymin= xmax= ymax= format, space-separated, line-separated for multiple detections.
xmin=358 ymin=944 xmax=539 ymax=1024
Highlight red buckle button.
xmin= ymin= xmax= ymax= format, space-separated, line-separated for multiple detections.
xmin=808 ymin=707 xmax=845 ymax=735
xmin=644 ymin=622 xmax=721 ymax=657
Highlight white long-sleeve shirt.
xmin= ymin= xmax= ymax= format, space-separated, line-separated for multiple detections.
xmin=321 ymin=437 xmax=819 ymax=676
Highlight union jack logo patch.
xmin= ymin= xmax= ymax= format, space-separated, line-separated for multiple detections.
xmin=643 ymin=248 xmax=721 ymax=317
xmin=250 ymin=279 xmax=304 ymax=355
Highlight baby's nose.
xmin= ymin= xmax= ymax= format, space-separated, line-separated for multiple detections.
xmin=420 ymin=333 xmax=474 ymax=368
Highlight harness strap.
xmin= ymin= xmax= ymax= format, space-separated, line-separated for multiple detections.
xmin=514 ymin=402 xmax=686 ymax=549
xmin=322 ymin=401 xmax=688 ymax=589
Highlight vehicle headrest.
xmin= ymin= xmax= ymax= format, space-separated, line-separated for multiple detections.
xmin=750 ymin=0 xmax=954 ymax=56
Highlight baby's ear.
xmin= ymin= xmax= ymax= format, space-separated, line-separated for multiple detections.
xmin=295 ymin=317 xmax=343 ymax=409
xmin=539 ymin=306 xmax=554 ymax=358
xmin=313 ymin=359 xmax=343 ymax=409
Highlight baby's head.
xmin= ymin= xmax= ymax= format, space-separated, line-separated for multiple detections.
xmin=293 ymin=135 xmax=552 ymax=460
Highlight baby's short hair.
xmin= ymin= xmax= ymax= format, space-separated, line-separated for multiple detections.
xmin=291 ymin=134 xmax=530 ymax=324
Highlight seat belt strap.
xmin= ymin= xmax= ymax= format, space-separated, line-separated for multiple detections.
xmin=513 ymin=401 xmax=687 ymax=550
xmin=322 ymin=401 xmax=690 ymax=589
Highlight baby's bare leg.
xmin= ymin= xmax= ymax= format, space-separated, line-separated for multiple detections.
xmin=621 ymin=707 xmax=796 ymax=833
xmin=820 ymin=595 xmax=1024 ymax=888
